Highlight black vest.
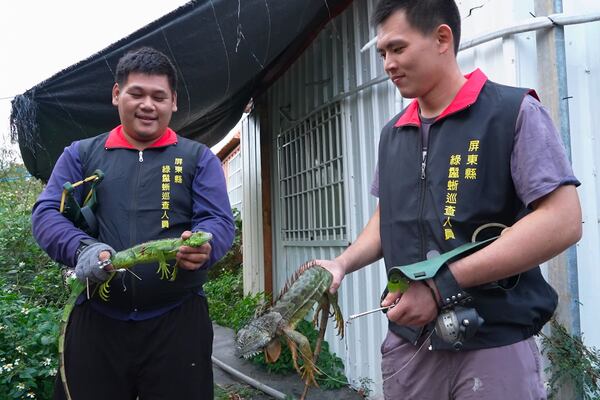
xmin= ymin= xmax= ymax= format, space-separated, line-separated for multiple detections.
xmin=78 ymin=132 xmax=208 ymax=312
xmin=379 ymin=81 xmax=558 ymax=350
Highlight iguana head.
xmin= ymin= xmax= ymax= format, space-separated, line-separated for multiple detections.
xmin=183 ymin=231 xmax=213 ymax=247
xmin=235 ymin=311 xmax=282 ymax=358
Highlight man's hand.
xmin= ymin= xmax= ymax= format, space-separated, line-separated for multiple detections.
xmin=176 ymin=230 xmax=212 ymax=270
xmin=382 ymin=281 xmax=439 ymax=326
xmin=317 ymin=259 xmax=346 ymax=294
xmin=75 ymin=242 xmax=115 ymax=283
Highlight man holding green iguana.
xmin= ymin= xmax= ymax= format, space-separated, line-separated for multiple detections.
xmin=319 ymin=1 xmax=582 ymax=398
xmin=32 ymin=47 xmax=234 ymax=399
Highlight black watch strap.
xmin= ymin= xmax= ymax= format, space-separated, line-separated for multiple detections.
xmin=75 ymin=238 xmax=97 ymax=260
xmin=433 ymin=263 xmax=472 ymax=310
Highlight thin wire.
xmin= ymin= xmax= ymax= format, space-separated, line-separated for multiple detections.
xmin=381 ymin=328 xmax=436 ymax=383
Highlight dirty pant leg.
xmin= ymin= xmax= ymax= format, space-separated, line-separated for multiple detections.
xmin=381 ymin=330 xmax=546 ymax=400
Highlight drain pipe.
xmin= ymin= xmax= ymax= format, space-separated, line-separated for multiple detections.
xmin=212 ymin=356 xmax=292 ymax=400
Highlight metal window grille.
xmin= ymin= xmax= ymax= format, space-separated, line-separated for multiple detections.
xmin=227 ymin=151 xmax=243 ymax=215
xmin=277 ymin=102 xmax=346 ymax=242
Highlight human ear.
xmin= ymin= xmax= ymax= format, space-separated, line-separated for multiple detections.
xmin=111 ymin=83 xmax=120 ymax=106
xmin=172 ymin=92 xmax=178 ymax=112
xmin=436 ymin=24 xmax=454 ymax=55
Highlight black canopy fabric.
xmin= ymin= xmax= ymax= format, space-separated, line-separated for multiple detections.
xmin=10 ymin=0 xmax=352 ymax=181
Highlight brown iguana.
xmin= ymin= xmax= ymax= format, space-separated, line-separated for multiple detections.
xmin=234 ymin=260 xmax=344 ymax=388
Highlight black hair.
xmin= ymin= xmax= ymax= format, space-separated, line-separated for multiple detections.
xmin=115 ymin=47 xmax=177 ymax=92
xmin=372 ymin=0 xmax=461 ymax=55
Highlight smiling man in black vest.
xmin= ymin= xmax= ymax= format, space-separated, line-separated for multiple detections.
xmin=32 ymin=47 xmax=235 ymax=400
xmin=319 ymin=0 xmax=582 ymax=398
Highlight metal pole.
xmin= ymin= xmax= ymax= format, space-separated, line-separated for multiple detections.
xmin=360 ymin=12 xmax=600 ymax=53
xmin=212 ymin=356 xmax=292 ymax=400
xmin=535 ymin=2 xmax=581 ymax=399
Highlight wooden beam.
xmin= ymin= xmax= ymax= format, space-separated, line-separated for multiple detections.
xmin=259 ymin=99 xmax=273 ymax=298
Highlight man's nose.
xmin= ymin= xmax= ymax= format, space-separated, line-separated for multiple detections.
xmin=140 ymin=96 xmax=155 ymax=109
xmin=384 ymin=56 xmax=397 ymax=73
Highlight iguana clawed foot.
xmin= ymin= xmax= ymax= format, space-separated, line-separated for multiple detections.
xmin=156 ymin=253 xmax=177 ymax=281
xmin=285 ymin=336 xmax=319 ymax=387
xmin=234 ymin=263 xmax=345 ymax=389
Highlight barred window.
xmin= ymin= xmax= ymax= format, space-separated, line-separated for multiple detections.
xmin=277 ymin=103 xmax=345 ymax=242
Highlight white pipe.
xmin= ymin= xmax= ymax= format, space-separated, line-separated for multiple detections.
xmin=211 ymin=356 xmax=292 ymax=400
xmin=360 ymin=11 xmax=600 ymax=53
xmin=459 ymin=12 xmax=600 ymax=51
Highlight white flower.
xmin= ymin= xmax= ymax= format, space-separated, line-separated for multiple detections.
xmin=14 ymin=358 xmax=20 ymax=366
xmin=16 ymin=346 xmax=24 ymax=353
xmin=3 ymin=363 xmax=13 ymax=372
xmin=21 ymin=308 xmax=30 ymax=315
xmin=16 ymin=382 xmax=25 ymax=390
xmin=48 ymin=367 xmax=57 ymax=376
xmin=18 ymin=262 xmax=25 ymax=268
xmin=42 ymin=358 xmax=52 ymax=366
xmin=26 ymin=392 xmax=36 ymax=398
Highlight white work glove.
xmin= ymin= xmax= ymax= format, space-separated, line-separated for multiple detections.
xmin=75 ymin=242 xmax=116 ymax=283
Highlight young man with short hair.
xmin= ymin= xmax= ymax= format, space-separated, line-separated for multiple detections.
xmin=320 ymin=1 xmax=582 ymax=398
xmin=33 ymin=47 xmax=234 ymax=399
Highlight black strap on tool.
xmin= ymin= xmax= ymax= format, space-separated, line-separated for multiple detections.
xmin=59 ymin=169 xmax=104 ymax=237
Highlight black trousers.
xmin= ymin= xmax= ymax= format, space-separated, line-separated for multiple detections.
xmin=54 ymin=295 xmax=214 ymax=400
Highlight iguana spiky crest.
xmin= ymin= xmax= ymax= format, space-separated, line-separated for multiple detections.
xmin=235 ymin=260 xmax=344 ymax=390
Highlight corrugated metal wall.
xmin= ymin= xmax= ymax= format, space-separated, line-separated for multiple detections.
xmin=239 ymin=0 xmax=600 ymax=396
xmin=266 ymin=1 xmax=397 ymax=396
xmin=562 ymin=0 xmax=600 ymax=348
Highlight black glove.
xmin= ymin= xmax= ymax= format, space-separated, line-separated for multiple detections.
xmin=75 ymin=242 xmax=115 ymax=283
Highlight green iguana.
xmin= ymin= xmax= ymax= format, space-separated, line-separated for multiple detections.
xmin=59 ymin=231 xmax=213 ymax=400
xmin=235 ymin=260 xmax=344 ymax=388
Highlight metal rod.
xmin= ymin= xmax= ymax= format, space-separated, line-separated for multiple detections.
xmin=360 ymin=11 xmax=600 ymax=53
xmin=211 ymin=356 xmax=291 ymax=400
xmin=347 ymin=304 xmax=394 ymax=321
xmin=552 ymin=0 xmax=581 ymax=341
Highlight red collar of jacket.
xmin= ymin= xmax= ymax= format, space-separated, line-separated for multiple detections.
xmin=394 ymin=68 xmax=489 ymax=128
xmin=104 ymin=125 xmax=178 ymax=149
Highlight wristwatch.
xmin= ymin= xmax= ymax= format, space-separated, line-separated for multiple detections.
xmin=432 ymin=263 xmax=473 ymax=310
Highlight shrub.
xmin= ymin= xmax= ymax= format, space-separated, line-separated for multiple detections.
xmin=540 ymin=319 xmax=600 ymax=399
xmin=0 ymin=166 xmax=67 ymax=308
xmin=0 ymin=285 xmax=60 ymax=400
xmin=205 ymin=270 xmax=267 ymax=332
xmin=0 ymin=164 xmax=66 ymax=399
xmin=208 ymin=208 xmax=242 ymax=280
